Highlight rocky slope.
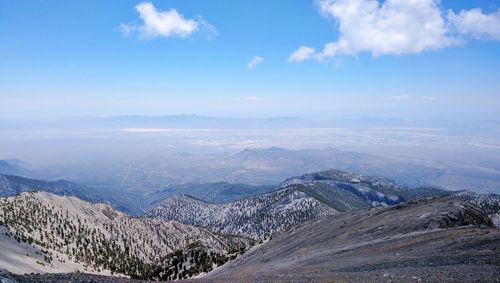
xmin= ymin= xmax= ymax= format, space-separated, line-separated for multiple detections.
xmin=0 ymin=192 xmax=252 ymax=280
xmin=205 ymin=195 xmax=500 ymax=282
xmin=146 ymin=185 xmax=337 ymax=240
xmin=453 ymin=191 xmax=500 ymax=226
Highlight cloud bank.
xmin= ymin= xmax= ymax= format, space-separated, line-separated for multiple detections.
xmin=289 ymin=0 xmax=500 ymax=62
xmin=247 ymin=56 xmax=264 ymax=69
xmin=448 ymin=8 xmax=500 ymax=41
xmin=119 ymin=2 xmax=216 ymax=39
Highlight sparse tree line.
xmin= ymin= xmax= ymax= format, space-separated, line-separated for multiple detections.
xmin=0 ymin=194 xmax=250 ymax=280
xmin=148 ymin=188 xmax=333 ymax=240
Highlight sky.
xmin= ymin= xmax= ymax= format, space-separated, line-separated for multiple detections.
xmin=0 ymin=0 xmax=500 ymax=120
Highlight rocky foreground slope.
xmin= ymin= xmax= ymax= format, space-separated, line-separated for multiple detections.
xmin=205 ymin=195 xmax=500 ymax=282
xmin=0 ymin=192 xmax=252 ymax=280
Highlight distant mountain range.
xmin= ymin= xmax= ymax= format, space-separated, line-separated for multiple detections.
xmin=97 ymin=115 xmax=317 ymax=129
xmin=0 ymin=160 xmax=29 ymax=177
xmin=145 ymin=182 xmax=274 ymax=206
xmin=0 ymin=115 xmax=318 ymax=130
xmin=0 ymin=173 xmax=102 ymax=201
xmin=2 ymin=115 xmax=500 ymax=133
xmin=223 ymin=147 xmax=447 ymax=188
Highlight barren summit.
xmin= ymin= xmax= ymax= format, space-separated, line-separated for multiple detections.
xmin=205 ymin=196 xmax=500 ymax=282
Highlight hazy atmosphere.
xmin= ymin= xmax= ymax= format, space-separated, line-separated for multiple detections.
xmin=1 ymin=1 xmax=500 ymax=282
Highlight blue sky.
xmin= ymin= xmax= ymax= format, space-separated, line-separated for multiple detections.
xmin=0 ymin=0 xmax=499 ymax=120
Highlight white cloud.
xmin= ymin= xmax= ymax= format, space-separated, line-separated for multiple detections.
xmin=288 ymin=46 xmax=316 ymax=62
xmin=448 ymin=8 xmax=500 ymax=41
xmin=117 ymin=23 xmax=136 ymax=37
xmin=421 ymin=96 xmax=437 ymax=100
xmin=317 ymin=0 xmax=452 ymax=59
xmin=195 ymin=16 xmax=218 ymax=40
xmin=119 ymin=2 xmax=215 ymax=39
xmin=383 ymin=95 xmax=437 ymax=101
xmin=384 ymin=95 xmax=411 ymax=101
xmin=247 ymin=56 xmax=264 ymax=69
xmin=235 ymin=96 xmax=263 ymax=102
xmin=291 ymin=0 xmax=500 ymax=62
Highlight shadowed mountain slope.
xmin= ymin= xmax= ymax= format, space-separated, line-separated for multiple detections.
xmin=0 ymin=173 xmax=103 ymax=202
xmin=281 ymin=169 xmax=449 ymax=211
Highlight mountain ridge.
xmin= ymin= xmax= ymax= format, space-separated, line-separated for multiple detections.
xmin=146 ymin=184 xmax=337 ymax=240
xmin=146 ymin=182 xmax=275 ymax=206
xmin=0 ymin=191 xmax=253 ymax=280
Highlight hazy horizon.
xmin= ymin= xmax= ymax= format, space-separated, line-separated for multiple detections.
xmin=1 ymin=1 xmax=500 ymax=121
